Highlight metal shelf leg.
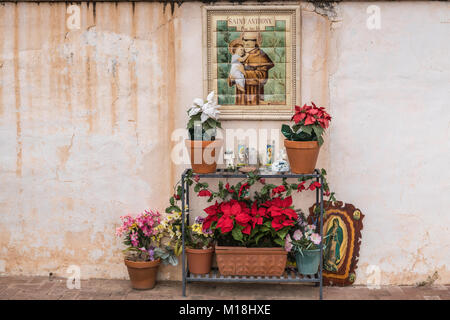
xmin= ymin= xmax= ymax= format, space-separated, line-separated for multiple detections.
xmin=181 ymin=175 xmax=186 ymax=297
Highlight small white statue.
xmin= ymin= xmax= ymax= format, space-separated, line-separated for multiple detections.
xmin=271 ymin=148 xmax=290 ymax=172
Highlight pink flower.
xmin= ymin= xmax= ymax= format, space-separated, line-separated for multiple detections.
xmin=310 ymin=233 xmax=321 ymax=245
xmin=293 ymin=229 xmax=302 ymax=241
xmin=285 ymin=234 xmax=293 ymax=252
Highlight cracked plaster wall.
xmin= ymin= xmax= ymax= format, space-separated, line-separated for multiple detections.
xmin=0 ymin=1 xmax=448 ymax=285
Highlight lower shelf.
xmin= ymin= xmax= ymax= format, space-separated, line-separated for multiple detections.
xmin=186 ymin=268 xmax=320 ymax=283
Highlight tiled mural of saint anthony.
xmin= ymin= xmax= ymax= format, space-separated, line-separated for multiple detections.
xmin=214 ymin=17 xmax=288 ymax=108
xmin=227 ymin=32 xmax=274 ymax=105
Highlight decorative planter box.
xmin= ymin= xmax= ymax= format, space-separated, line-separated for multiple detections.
xmin=215 ymin=246 xmax=287 ymax=276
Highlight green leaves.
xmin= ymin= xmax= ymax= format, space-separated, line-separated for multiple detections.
xmin=282 ymin=123 xmax=317 ymax=142
xmin=232 ymin=225 xmax=244 ymax=243
xmin=154 ymin=247 xmax=179 ymax=266
xmin=281 ymin=124 xmax=293 ymax=140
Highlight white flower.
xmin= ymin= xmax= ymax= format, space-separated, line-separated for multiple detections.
xmin=188 ymin=98 xmax=204 ymax=117
xmin=200 ymin=91 xmax=220 ymax=123
xmin=201 ymin=103 xmax=220 ymax=122
xmin=206 ymin=91 xmax=215 ymax=104
xmin=188 ymin=91 xmax=221 ymax=123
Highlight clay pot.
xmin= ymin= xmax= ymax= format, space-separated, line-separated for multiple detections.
xmin=215 ymin=246 xmax=287 ymax=276
xmin=124 ymin=258 xmax=160 ymax=290
xmin=186 ymin=247 xmax=214 ymax=275
xmin=185 ymin=139 xmax=222 ymax=174
xmin=284 ymin=139 xmax=320 ymax=174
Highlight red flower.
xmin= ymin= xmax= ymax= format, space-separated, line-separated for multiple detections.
xmin=198 ymin=189 xmax=212 ymax=197
xmin=203 ymin=214 xmax=218 ymax=231
xmin=173 ymin=194 xmax=180 ymax=200
xmin=235 ymin=212 xmax=252 ymax=226
xmin=297 ymin=181 xmax=306 ymax=192
xmin=259 ymin=178 xmax=266 ymax=185
xmin=194 ymin=175 xmax=200 ymax=183
xmin=221 ymin=200 xmax=241 ymax=217
xmin=251 ymin=202 xmax=267 ymax=218
xmin=242 ymin=225 xmax=252 ymax=235
xmin=292 ymin=111 xmax=306 ymax=124
xmin=238 ymin=182 xmax=250 ymax=198
xmin=304 ymin=114 xmax=316 ymax=126
xmin=225 ymin=183 xmax=235 ymax=193
xmin=272 ymin=185 xmax=286 ymax=196
xmin=217 ymin=215 xmax=234 ymax=234
xmin=271 ymin=216 xmax=286 ymax=231
xmin=283 ymin=208 xmax=298 ymax=220
xmin=204 ymin=202 xmax=219 ymax=216
xmin=308 ymin=182 xmax=322 ymax=191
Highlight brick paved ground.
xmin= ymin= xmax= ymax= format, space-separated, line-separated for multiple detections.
xmin=0 ymin=276 xmax=448 ymax=300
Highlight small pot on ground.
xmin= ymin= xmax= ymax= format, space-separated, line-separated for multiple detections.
xmin=185 ymin=139 xmax=222 ymax=174
xmin=284 ymin=139 xmax=320 ymax=174
xmin=124 ymin=258 xmax=160 ymax=290
xmin=186 ymin=247 xmax=214 ymax=274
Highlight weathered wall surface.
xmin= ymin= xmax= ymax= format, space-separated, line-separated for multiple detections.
xmin=0 ymin=1 xmax=449 ymax=285
xmin=327 ymin=1 xmax=450 ymax=285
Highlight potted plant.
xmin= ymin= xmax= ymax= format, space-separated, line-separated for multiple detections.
xmin=163 ymin=169 xmax=336 ymax=277
xmin=281 ymin=102 xmax=332 ymax=173
xmin=185 ymin=91 xmax=222 ymax=173
xmin=200 ymin=176 xmax=297 ymax=276
xmin=185 ymin=216 xmax=215 ymax=274
xmin=285 ymin=210 xmax=327 ymax=276
xmin=116 ymin=210 xmax=178 ymax=290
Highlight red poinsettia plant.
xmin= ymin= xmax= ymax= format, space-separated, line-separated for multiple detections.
xmin=281 ymin=102 xmax=332 ymax=146
xmin=192 ymin=172 xmax=333 ymax=247
xmin=164 ymin=170 xmax=336 ymax=248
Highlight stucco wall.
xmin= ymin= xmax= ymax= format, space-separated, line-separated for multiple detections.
xmin=0 ymin=1 xmax=448 ymax=285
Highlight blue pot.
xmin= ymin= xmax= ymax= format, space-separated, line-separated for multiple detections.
xmin=295 ymin=248 xmax=323 ymax=275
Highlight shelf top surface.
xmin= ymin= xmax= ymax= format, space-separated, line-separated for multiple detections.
xmin=182 ymin=168 xmax=322 ymax=178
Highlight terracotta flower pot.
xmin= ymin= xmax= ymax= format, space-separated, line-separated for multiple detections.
xmin=186 ymin=247 xmax=214 ymax=274
xmin=284 ymin=139 xmax=320 ymax=174
xmin=185 ymin=139 xmax=222 ymax=174
xmin=215 ymin=246 xmax=287 ymax=276
xmin=124 ymin=258 xmax=160 ymax=290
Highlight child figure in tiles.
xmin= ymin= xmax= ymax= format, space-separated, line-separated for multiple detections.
xmin=227 ymin=31 xmax=274 ymax=105
xmin=228 ymin=39 xmax=249 ymax=93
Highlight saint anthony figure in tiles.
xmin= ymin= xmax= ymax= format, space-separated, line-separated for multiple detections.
xmin=227 ymin=32 xmax=274 ymax=105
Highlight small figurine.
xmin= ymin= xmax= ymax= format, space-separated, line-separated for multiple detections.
xmin=248 ymin=147 xmax=258 ymax=166
xmin=223 ymin=149 xmax=235 ymax=171
xmin=272 ymin=148 xmax=290 ymax=172
xmin=266 ymin=140 xmax=275 ymax=167
xmin=237 ymin=141 xmax=247 ymax=167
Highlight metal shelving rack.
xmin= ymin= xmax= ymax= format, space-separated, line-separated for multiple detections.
xmin=180 ymin=168 xmax=325 ymax=300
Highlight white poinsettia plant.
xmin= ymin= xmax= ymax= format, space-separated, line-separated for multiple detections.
xmin=187 ymin=91 xmax=221 ymax=140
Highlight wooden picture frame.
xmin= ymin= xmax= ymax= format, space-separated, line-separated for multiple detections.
xmin=202 ymin=5 xmax=301 ymax=120
xmin=309 ymin=201 xmax=365 ymax=286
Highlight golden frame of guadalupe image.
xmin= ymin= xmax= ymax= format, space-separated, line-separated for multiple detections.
xmin=202 ymin=6 xmax=301 ymax=120
xmin=309 ymin=201 xmax=365 ymax=286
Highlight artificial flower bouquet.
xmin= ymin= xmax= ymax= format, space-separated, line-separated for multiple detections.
xmin=186 ymin=216 xmax=214 ymax=249
xmin=116 ymin=210 xmax=178 ymax=266
xmin=285 ymin=210 xmax=323 ymax=256
xmin=284 ymin=210 xmax=327 ymax=275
